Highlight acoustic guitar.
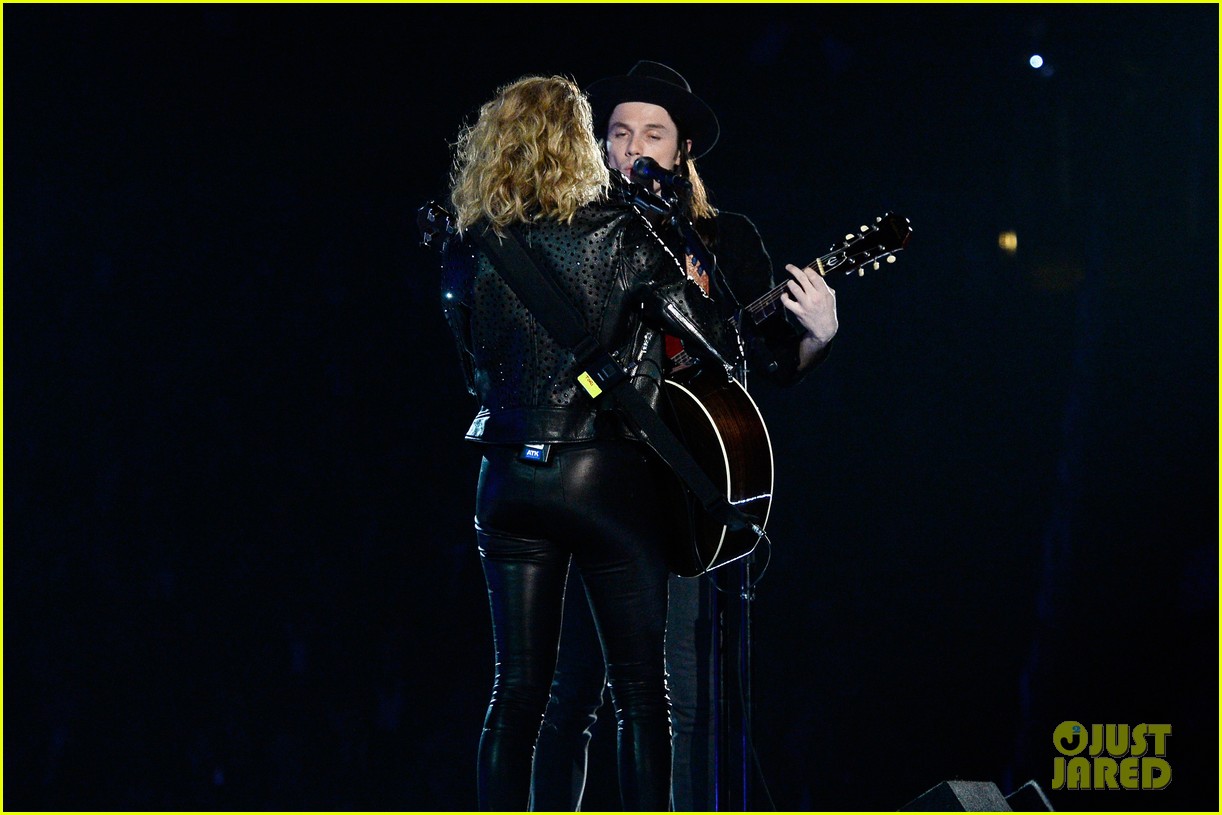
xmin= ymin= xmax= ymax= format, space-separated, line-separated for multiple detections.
xmin=662 ymin=213 xmax=912 ymax=576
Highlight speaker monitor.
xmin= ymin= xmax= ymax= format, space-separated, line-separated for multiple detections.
xmin=899 ymin=779 xmax=1054 ymax=812
xmin=900 ymin=780 xmax=1011 ymax=811
xmin=1003 ymin=780 xmax=1054 ymax=811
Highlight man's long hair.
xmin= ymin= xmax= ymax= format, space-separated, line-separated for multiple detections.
xmin=449 ymin=75 xmax=611 ymax=235
xmin=678 ymin=141 xmax=717 ymax=222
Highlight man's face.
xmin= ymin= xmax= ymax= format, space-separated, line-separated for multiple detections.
xmin=605 ymin=101 xmax=692 ymax=185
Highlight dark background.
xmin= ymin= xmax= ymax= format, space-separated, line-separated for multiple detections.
xmin=5 ymin=4 xmax=1217 ymax=812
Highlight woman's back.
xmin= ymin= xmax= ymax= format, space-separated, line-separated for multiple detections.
xmin=442 ymin=199 xmax=681 ymax=443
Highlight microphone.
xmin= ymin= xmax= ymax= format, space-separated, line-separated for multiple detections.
xmin=632 ymin=156 xmax=692 ymax=194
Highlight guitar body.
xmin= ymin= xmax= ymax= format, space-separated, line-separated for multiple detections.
xmin=651 ymin=212 xmax=911 ymax=576
xmin=660 ymin=366 xmax=774 ymax=577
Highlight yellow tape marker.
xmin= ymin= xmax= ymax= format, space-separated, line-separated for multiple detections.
xmin=577 ymin=372 xmax=602 ymax=398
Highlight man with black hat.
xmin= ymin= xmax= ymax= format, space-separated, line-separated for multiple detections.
xmin=530 ymin=61 xmax=839 ymax=811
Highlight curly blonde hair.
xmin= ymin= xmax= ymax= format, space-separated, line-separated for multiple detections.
xmin=449 ymin=75 xmax=610 ymax=235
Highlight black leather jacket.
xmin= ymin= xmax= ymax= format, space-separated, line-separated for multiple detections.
xmin=441 ymin=198 xmax=736 ymax=445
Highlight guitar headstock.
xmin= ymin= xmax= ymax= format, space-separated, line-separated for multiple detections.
xmin=417 ymin=200 xmax=457 ymax=248
xmin=811 ymin=212 xmax=912 ymax=277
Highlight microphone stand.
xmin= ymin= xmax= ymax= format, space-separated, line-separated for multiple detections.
xmin=625 ymin=171 xmax=758 ymax=809
xmin=664 ymin=183 xmax=754 ymax=813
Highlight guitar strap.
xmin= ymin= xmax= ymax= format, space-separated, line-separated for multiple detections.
xmin=472 ymin=226 xmax=761 ymax=538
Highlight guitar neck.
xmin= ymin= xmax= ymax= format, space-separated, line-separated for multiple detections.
xmin=667 ymin=210 xmax=910 ymax=360
xmin=741 ymin=250 xmax=834 ymax=326
xmin=742 ymin=281 xmax=794 ymax=326
xmin=670 ymin=250 xmax=836 ymax=367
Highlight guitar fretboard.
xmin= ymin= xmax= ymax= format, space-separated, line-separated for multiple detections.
xmin=665 ymin=211 xmax=911 ymax=370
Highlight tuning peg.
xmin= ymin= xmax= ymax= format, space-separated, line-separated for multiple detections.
xmin=873 ymin=260 xmax=880 ymax=270
xmin=860 ymin=225 xmax=869 ymax=233
xmin=886 ymin=255 xmax=897 ymax=263
xmin=858 ymin=267 xmax=865 ymax=276
xmin=875 ymin=216 xmax=882 ymax=223
xmin=844 ymin=233 xmax=855 ymax=241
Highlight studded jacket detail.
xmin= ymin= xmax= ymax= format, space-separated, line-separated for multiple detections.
xmin=441 ymin=199 xmax=736 ymax=445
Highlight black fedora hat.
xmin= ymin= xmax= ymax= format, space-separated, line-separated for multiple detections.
xmin=586 ymin=61 xmax=720 ymax=159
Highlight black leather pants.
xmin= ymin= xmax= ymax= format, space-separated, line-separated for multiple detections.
xmin=474 ymin=440 xmax=673 ymax=811
xmin=531 ymin=568 xmax=716 ymax=812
